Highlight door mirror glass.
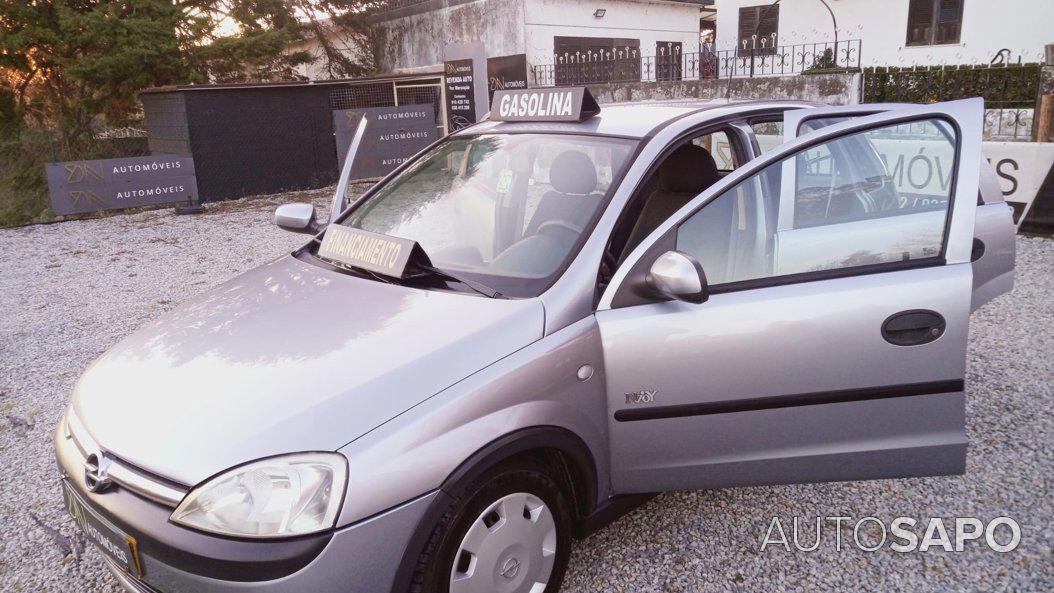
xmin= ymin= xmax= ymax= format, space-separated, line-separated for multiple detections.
xmin=646 ymin=250 xmax=709 ymax=304
xmin=274 ymin=203 xmax=320 ymax=234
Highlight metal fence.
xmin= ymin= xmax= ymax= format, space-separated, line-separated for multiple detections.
xmin=369 ymin=0 xmax=431 ymax=14
xmin=714 ymin=39 xmax=862 ymax=79
xmin=532 ymin=40 xmax=862 ymax=87
xmin=985 ymin=107 xmax=1034 ymax=141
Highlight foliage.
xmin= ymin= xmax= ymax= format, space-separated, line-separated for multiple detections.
xmin=292 ymin=0 xmax=383 ymax=79
xmin=805 ymin=48 xmax=838 ymax=72
xmin=863 ymin=63 xmax=1041 ymax=107
xmin=801 ymin=67 xmax=861 ymax=76
xmin=0 ymin=0 xmax=377 ymax=226
xmin=0 ymin=115 xmax=151 ymax=226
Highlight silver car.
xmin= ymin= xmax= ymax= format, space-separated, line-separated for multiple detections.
xmin=55 ymin=91 xmax=1015 ymax=593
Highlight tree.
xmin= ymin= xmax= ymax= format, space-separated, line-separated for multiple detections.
xmin=0 ymin=0 xmax=376 ymax=225
xmin=0 ymin=1 xmax=346 ymax=135
xmin=290 ymin=0 xmax=382 ymax=79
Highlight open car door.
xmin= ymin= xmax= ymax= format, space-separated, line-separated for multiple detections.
xmin=784 ymin=103 xmax=1016 ymax=310
xmin=598 ymin=100 xmax=987 ymax=493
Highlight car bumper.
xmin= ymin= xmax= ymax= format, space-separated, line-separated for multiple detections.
xmin=55 ymin=423 xmax=438 ymax=593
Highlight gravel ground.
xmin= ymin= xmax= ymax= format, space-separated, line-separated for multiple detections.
xmin=0 ymin=191 xmax=1050 ymax=592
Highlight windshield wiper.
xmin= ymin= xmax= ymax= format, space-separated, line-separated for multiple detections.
xmin=411 ymin=264 xmax=505 ymax=299
xmin=329 ymin=259 xmax=401 ymax=286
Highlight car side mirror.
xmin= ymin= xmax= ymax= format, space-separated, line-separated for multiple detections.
xmin=274 ymin=203 xmax=322 ymax=234
xmin=646 ymin=250 xmax=709 ymax=304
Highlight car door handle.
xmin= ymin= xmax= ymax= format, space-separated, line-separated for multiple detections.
xmin=881 ymin=310 xmax=946 ymax=346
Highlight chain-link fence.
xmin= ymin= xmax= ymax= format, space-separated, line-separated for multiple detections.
xmin=328 ymin=77 xmax=445 ymax=136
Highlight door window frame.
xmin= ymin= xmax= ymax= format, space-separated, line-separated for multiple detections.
xmin=597 ymin=119 xmax=755 ymax=296
xmin=603 ymin=111 xmax=968 ymax=310
xmin=744 ymin=114 xmax=795 ymax=155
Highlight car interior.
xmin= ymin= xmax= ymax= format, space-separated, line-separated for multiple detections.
xmin=492 ymin=149 xmax=605 ymax=276
xmin=620 ymin=143 xmax=721 ymax=261
xmin=598 ymin=126 xmax=743 ymax=288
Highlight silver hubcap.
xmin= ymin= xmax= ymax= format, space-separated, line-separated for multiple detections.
xmin=449 ymin=492 xmax=557 ymax=593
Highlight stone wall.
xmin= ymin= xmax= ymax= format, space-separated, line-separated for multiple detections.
xmin=372 ymin=0 xmax=526 ymax=73
xmin=587 ymin=72 xmax=862 ymax=106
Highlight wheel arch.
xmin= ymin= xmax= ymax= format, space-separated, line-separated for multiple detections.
xmin=389 ymin=425 xmax=598 ymax=593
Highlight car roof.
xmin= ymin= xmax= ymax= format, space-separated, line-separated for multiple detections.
xmin=459 ymin=98 xmax=821 ymax=139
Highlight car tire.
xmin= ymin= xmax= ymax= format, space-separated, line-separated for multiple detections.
xmin=409 ymin=455 xmax=574 ymax=593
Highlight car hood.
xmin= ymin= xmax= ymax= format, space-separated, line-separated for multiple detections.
xmin=72 ymin=255 xmax=544 ymax=487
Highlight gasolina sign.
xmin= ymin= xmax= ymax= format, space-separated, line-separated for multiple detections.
xmin=490 ymin=87 xmax=600 ymax=123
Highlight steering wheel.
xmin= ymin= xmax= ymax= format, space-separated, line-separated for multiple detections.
xmin=536 ymin=219 xmax=584 ymax=239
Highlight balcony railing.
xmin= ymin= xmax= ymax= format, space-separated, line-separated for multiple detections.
xmin=369 ymin=0 xmax=431 ymax=14
xmin=532 ymin=40 xmax=862 ymax=87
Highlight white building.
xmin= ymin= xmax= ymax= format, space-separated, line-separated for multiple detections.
xmin=523 ymin=0 xmax=703 ymax=68
xmin=291 ymin=0 xmax=706 ymax=82
xmin=713 ymin=0 xmax=1052 ymax=67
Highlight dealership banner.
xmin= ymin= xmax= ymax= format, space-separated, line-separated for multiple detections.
xmin=487 ymin=54 xmax=529 ymax=102
xmin=871 ymin=139 xmax=1054 ymax=228
xmin=333 ymin=104 xmax=438 ymax=180
xmin=757 ymin=131 xmax=1054 ymax=233
xmin=45 ymin=155 xmax=198 ymax=216
xmin=982 ymin=142 xmax=1054 ymax=229
xmin=444 ymin=58 xmax=478 ymax=132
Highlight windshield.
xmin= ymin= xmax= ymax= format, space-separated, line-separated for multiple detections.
xmin=337 ymin=133 xmax=637 ymax=297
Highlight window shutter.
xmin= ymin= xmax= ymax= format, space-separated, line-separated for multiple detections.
xmin=738 ymin=7 xmax=759 ymax=48
xmin=935 ymin=0 xmax=963 ymax=44
xmin=906 ymin=0 xmax=962 ymax=46
xmin=739 ymin=5 xmax=778 ymax=54
xmin=906 ymin=0 xmax=935 ymax=46
xmin=758 ymin=6 xmax=779 ymax=43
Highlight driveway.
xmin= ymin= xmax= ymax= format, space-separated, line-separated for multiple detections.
xmin=0 ymin=191 xmax=1050 ymax=592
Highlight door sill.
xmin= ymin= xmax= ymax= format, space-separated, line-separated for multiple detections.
xmin=575 ymin=493 xmax=657 ymax=539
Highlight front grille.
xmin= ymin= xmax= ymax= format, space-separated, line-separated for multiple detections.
xmin=65 ymin=409 xmax=189 ymax=508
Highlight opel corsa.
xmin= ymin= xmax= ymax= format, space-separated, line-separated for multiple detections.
xmin=56 ymin=90 xmax=1016 ymax=593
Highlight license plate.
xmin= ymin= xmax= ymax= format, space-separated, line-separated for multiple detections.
xmin=62 ymin=480 xmax=142 ymax=577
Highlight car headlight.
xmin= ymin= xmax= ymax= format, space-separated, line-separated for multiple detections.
xmin=171 ymin=453 xmax=347 ymax=538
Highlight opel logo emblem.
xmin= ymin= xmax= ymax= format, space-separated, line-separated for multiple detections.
xmin=499 ymin=557 xmax=521 ymax=580
xmin=84 ymin=453 xmax=112 ymax=493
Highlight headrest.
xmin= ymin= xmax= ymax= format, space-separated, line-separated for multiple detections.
xmin=550 ymin=150 xmax=598 ymax=195
xmin=659 ymin=144 xmax=719 ymax=194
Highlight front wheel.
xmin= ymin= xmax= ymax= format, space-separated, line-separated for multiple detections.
xmin=410 ymin=457 xmax=573 ymax=593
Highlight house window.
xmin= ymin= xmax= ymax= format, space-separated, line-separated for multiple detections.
xmin=906 ymin=0 xmax=964 ymax=46
xmin=737 ymin=5 xmax=779 ymax=55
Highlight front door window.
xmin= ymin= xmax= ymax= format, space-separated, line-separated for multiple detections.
xmin=674 ymin=118 xmax=957 ymax=285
